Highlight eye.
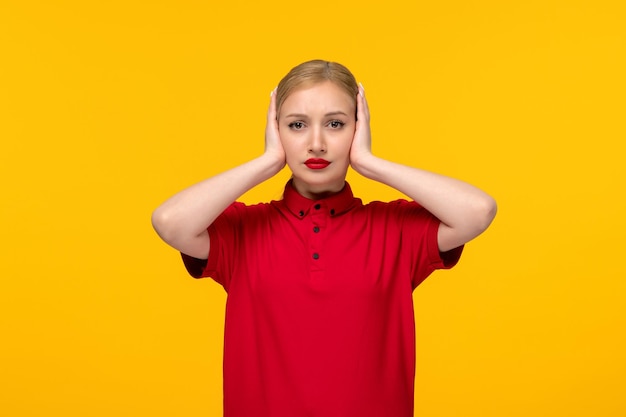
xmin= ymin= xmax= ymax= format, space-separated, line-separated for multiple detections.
xmin=288 ymin=121 xmax=305 ymax=130
xmin=328 ymin=120 xmax=345 ymax=129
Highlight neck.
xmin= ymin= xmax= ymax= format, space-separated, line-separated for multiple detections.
xmin=291 ymin=178 xmax=345 ymax=200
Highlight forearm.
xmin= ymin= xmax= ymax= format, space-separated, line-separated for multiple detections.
xmin=354 ymin=154 xmax=497 ymax=250
xmin=350 ymin=86 xmax=495 ymax=251
xmin=151 ymin=154 xmax=283 ymax=251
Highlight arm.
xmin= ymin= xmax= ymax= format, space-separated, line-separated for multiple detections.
xmin=151 ymin=90 xmax=285 ymax=259
xmin=350 ymin=85 xmax=497 ymax=253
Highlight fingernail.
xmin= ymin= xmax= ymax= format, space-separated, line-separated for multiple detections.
xmin=270 ymin=87 xmax=277 ymax=97
xmin=359 ymin=82 xmax=365 ymax=97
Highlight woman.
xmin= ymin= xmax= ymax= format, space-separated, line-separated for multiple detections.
xmin=152 ymin=60 xmax=497 ymax=417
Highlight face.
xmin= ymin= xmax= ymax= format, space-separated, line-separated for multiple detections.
xmin=278 ymin=81 xmax=356 ymax=199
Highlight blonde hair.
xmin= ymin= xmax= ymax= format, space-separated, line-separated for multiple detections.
xmin=276 ymin=60 xmax=358 ymax=117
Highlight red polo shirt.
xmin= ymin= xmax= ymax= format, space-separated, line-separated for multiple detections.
xmin=182 ymin=181 xmax=462 ymax=417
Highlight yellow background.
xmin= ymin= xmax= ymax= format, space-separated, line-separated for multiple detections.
xmin=1 ymin=0 xmax=625 ymax=415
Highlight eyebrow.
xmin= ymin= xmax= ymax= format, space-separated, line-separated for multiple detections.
xmin=284 ymin=111 xmax=349 ymax=119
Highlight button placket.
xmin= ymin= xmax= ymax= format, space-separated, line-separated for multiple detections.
xmin=309 ymin=202 xmax=327 ymax=274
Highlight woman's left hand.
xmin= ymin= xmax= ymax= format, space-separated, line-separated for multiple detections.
xmin=349 ymin=84 xmax=374 ymax=174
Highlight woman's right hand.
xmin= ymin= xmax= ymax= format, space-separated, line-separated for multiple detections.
xmin=264 ymin=88 xmax=286 ymax=170
xmin=152 ymin=89 xmax=289 ymax=259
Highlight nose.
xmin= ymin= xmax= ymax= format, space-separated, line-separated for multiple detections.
xmin=308 ymin=127 xmax=326 ymax=154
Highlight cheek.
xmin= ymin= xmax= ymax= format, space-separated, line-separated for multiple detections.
xmin=278 ymin=134 xmax=299 ymax=161
xmin=339 ymin=129 xmax=355 ymax=151
xmin=277 ymin=127 xmax=291 ymax=146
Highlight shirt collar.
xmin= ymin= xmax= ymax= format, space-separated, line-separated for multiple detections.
xmin=281 ymin=180 xmax=359 ymax=219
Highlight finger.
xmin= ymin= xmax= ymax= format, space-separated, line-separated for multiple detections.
xmin=267 ymin=87 xmax=278 ymax=123
xmin=357 ymin=83 xmax=370 ymax=122
xmin=356 ymin=94 xmax=369 ymax=126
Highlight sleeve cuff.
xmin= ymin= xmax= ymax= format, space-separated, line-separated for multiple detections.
xmin=180 ymin=223 xmax=222 ymax=281
xmin=180 ymin=253 xmax=209 ymax=278
xmin=427 ymin=219 xmax=464 ymax=270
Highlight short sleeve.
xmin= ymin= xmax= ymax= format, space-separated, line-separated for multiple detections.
xmin=180 ymin=202 xmax=248 ymax=289
xmin=393 ymin=200 xmax=463 ymax=288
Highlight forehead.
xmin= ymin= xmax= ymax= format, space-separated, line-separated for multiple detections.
xmin=280 ymin=81 xmax=355 ymax=116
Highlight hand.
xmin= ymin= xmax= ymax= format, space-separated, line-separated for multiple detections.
xmin=350 ymin=83 xmax=374 ymax=174
xmin=264 ymin=88 xmax=286 ymax=169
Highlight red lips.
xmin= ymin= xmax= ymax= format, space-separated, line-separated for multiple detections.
xmin=304 ymin=158 xmax=331 ymax=169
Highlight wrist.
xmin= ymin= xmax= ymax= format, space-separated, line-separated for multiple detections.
xmin=259 ymin=151 xmax=286 ymax=176
xmin=351 ymin=152 xmax=378 ymax=178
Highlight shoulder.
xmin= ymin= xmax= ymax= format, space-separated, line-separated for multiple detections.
xmin=214 ymin=201 xmax=276 ymax=229
xmin=359 ymin=199 xmax=437 ymax=231
xmin=222 ymin=201 xmax=273 ymax=215
xmin=363 ymin=198 xmax=426 ymax=216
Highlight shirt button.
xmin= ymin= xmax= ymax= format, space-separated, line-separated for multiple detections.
xmin=299 ymin=210 xmax=304 ymax=216
xmin=313 ymin=226 xmax=320 ymax=233
xmin=314 ymin=204 xmax=321 ymax=210
xmin=312 ymin=253 xmax=319 ymax=260
xmin=330 ymin=209 xmax=335 ymax=215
